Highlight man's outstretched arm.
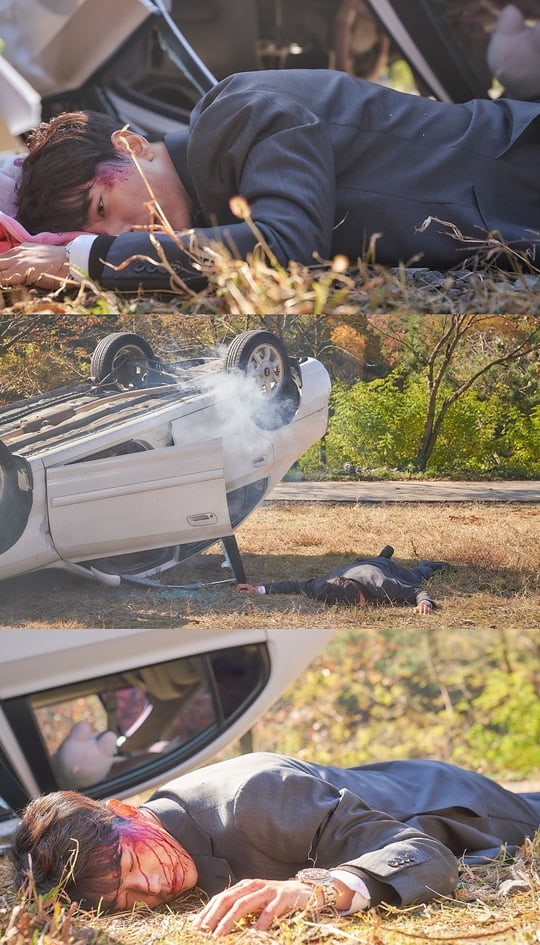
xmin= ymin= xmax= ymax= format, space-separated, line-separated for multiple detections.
xmin=73 ymin=222 xmax=262 ymax=291
xmin=192 ymin=875 xmax=360 ymax=936
xmin=0 ymin=226 xmax=250 ymax=291
xmin=236 ymin=580 xmax=309 ymax=596
xmin=190 ymin=771 xmax=459 ymax=936
xmin=414 ymin=587 xmax=435 ymax=614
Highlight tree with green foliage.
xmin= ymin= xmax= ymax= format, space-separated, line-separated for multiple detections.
xmin=367 ymin=315 xmax=539 ymax=471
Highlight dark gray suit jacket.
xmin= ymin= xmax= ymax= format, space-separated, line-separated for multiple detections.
xmin=264 ymin=557 xmax=437 ymax=606
xmin=89 ymin=70 xmax=540 ymax=290
xmin=142 ymin=753 xmax=539 ymax=907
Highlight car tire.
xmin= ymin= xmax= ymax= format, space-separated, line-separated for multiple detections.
xmin=0 ymin=441 xmax=33 ymax=555
xmin=90 ymin=332 xmax=157 ymax=390
xmin=225 ymin=330 xmax=300 ymax=429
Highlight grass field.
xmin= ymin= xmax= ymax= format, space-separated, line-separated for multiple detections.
xmin=2 ymin=497 xmax=538 ymax=943
xmin=2 ymin=501 xmax=538 ymax=630
xmin=1 ymin=845 xmax=539 ymax=945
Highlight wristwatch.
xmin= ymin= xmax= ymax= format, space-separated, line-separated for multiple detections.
xmin=295 ymin=868 xmax=338 ymax=911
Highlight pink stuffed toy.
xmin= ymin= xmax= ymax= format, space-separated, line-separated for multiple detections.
xmin=52 ymin=720 xmax=118 ymax=789
xmin=487 ymin=4 xmax=540 ymax=99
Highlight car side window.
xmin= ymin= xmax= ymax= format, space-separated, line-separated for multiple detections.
xmin=28 ymin=658 xmax=216 ymax=791
xmin=3 ymin=646 xmax=269 ymax=795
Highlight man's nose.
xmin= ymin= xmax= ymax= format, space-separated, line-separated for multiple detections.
xmin=87 ymin=221 xmax=121 ymax=237
xmin=127 ymin=869 xmax=161 ymax=896
xmin=145 ymin=870 xmax=163 ymax=895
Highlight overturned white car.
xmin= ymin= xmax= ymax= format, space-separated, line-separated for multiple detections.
xmin=0 ymin=329 xmax=330 ymax=584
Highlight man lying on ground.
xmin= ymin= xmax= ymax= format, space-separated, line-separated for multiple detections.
xmin=237 ymin=546 xmax=448 ymax=612
xmin=0 ymin=69 xmax=539 ymax=291
xmin=12 ymin=753 xmax=540 ymax=936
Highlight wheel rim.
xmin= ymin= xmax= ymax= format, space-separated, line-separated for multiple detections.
xmin=245 ymin=343 xmax=284 ymax=396
xmin=112 ymin=345 xmax=151 ymax=389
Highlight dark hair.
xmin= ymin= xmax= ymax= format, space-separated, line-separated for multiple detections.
xmin=16 ymin=111 xmax=128 ymax=234
xmin=11 ymin=791 xmax=122 ymax=908
xmin=316 ymin=576 xmax=364 ymax=606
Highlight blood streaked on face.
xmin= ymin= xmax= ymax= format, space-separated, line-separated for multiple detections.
xmin=112 ymin=817 xmax=193 ymax=910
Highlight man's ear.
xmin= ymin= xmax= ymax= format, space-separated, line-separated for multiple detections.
xmin=105 ymin=798 xmax=140 ymax=818
xmin=110 ymin=129 xmax=153 ymax=160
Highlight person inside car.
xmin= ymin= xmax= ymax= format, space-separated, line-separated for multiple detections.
xmin=0 ymin=67 xmax=539 ymax=292
xmin=11 ymin=752 xmax=540 ymax=935
xmin=236 ymin=547 xmax=448 ymax=613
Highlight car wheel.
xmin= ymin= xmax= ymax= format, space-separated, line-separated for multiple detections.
xmin=225 ymin=330 xmax=300 ymax=429
xmin=90 ymin=332 xmax=157 ymax=390
xmin=0 ymin=441 xmax=33 ymax=555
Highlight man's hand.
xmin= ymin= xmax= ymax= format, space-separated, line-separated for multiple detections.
xmin=192 ymin=877 xmax=329 ymax=936
xmin=415 ymin=601 xmax=434 ymax=615
xmin=235 ymin=583 xmax=261 ymax=594
xmin=0 ymin=245 xmax=74 ymax=289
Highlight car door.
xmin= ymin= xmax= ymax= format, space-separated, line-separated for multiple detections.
xmin=365 ymin=0 xmax=492 ymax=101
xmin=45 ymin=439 xmax=233 ymax=562
xmin=171 ymin=415 xmax=275 ymax=493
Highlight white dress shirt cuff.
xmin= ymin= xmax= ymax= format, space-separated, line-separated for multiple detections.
xmin=256 ymin=585 xmax=266 ymax=595
xmin=66 ymin=234 xmax=97 ymax=281
xmin=330 ymin=869 xmax=371 ymax=913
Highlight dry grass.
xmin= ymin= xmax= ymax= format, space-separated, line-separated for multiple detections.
xmin=1 ymin=502 xmax=538 ymax=629
xmin=2 ymin=227 xmax=540 ymax=317
xmin=3 ymin=156 xmax=539 ymax=316
xmin=1 ymin=836 xmax=539 ymax=945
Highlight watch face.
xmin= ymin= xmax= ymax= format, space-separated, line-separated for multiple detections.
xmin=297 ymin=868 xmax=333 ymax=883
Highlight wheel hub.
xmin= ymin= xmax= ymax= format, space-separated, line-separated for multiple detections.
xmin=112 ymin=345 xmax=151 ymax=389
xmin=247 ymin=344 xmax=283 ymax=395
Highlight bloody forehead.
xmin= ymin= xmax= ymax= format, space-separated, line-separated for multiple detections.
xmin=115 ymin=815 xmax=187 ymax=861
xmin=94 ymin=160 xmax=132 ymax=187
xmin=115 ymin=816 xmax=162 ymax=844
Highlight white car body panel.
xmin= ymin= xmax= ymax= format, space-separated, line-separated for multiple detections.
xmin=0 ymin=53 xmax=41 ymax=137
xmin=0 ymin=0 xmax=151 ymax=96
xmin=47 ymin=439 xmax=232 ymax=560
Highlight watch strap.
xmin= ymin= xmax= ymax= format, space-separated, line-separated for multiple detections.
xmin=295 ymin=868 xmax=338 ymax=911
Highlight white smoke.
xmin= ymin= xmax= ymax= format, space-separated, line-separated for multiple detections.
xmin=158 ymin=340 xmax=302 ymax=467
